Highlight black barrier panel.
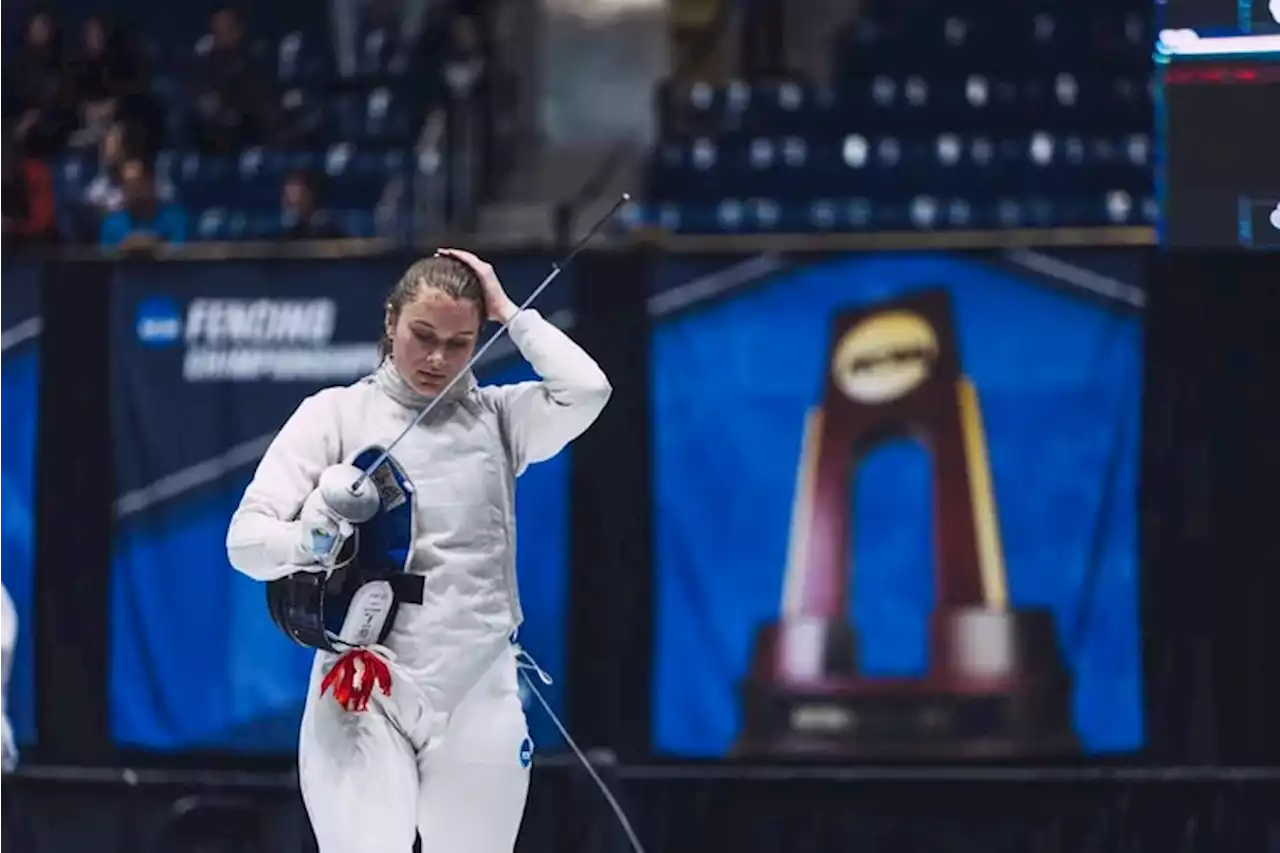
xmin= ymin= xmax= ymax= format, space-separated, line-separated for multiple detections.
xmin=1142 ymin=251 xmax=1280 ymax=765
xmin=568 ymin=249 xmax=654 ymax=759
xmin=4 ymin=765 xmax=1278 ymax=853
xmin=34 ymin=260 xmax=115 ymax=763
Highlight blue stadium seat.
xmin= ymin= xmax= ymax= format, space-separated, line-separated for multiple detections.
xmin=647 ymin=0 xmax=1153 ymax=233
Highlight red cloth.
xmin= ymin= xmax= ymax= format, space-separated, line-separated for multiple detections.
xmin=320 ymin=648 xmax=393 ymax=712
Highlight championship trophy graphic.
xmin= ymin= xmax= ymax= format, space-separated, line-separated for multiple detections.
xmin=735 ymin=289 xmax=1078 ymax=758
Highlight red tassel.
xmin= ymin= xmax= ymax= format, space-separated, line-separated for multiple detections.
xmin=320 ymin=649 xmax=393 ymax=712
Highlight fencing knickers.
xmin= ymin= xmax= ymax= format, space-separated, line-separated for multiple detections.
xmin=299 ymin=644 xmax=530 ymax=853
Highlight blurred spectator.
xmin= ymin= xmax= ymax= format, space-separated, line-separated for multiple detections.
xmin=281 ymin=170 xmax=344 ymax=239
xmin=438 ymin=12 xmax=493 ymax=205
xmin=68 ymin=119 xmax=174 ymax=242
xmin=331 ymin=0 xmax=442 ymax=78
xmin=2 ymin=127 xmax=59 ymax=247
xmin=441 ymin=12 xmax=486 ymax=99
xmin=4 ymin=9 xmax=76 ymax=158
xmin=66 ymin=16 xmax=159 ymax=150
xmin=84 ymin=120 xmax=171 ymax=213
xmin=100 ymin=157 xmax=189 ymax=251
xmin=188 ymin=5 xmax=277 ymax=153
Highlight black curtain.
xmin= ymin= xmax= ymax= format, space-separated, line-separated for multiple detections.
xmin=34 ymin=260 xmax=115 ymax=763
xmin=567 ymin=248 xmax=654 ymax=759
xmin=1141 ymin=250 xmax=1280 ymax=765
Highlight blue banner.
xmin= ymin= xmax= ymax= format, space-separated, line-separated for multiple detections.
xmin=109 ymin=257 xmax=569 ymax=752
xmin=1 ymin=260 xmax=41 ymax=748
xmin=651 ymin=252 xmax=1145 ymax=757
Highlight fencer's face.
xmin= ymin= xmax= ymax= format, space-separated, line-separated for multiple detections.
xmin=387 ymin=286 xmax=481 ymax=396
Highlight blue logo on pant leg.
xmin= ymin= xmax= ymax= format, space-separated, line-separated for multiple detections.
xmin=518 ymin=737 xmax=533 ymax=768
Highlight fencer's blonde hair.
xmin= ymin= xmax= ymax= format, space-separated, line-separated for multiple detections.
xmin=379 ymin=256 xmax=484 ymax=359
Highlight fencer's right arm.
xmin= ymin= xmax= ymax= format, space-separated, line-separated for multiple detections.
xmin=226 ymin=392 xmax=344 ymax=581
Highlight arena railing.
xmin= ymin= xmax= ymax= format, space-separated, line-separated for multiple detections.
xmin=5 ymin=762 xmax=1277 ymax=853
xmin=12 ymin=223 xmax=1156 ymax=264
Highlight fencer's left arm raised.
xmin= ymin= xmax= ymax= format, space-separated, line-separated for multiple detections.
xmin=497 ymin=308 xmax=611 ymax=472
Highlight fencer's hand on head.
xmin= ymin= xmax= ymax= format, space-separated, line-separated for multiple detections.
xmin=293 ymin=488 xmax=355 ymax=570
xmin=436 ymin=248 xmax=518 ymax=323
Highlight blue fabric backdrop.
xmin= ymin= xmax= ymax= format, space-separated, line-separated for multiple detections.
xmin=1 ymin=260 xmax=41 ymax=748
xmin=108 ymin=259 xmax=569 ymax=751
xmin=651 ymin=252 xmax=1144 ymax=756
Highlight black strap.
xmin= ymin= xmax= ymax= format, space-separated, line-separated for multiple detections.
xmin=388 ymin=573 xmax=424 ymax=605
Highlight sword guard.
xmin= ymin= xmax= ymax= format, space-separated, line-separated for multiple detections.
xmin=319 ymin=464 xmax=381 ymax=523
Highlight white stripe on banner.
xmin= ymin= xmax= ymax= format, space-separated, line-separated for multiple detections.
xmin=1 ymin=317 xmax=44 ymax=353
xmin=114 ymin=254 xmax=787 ymax=516
xmin=647 ymin=253 xmax=785 ymax=317
xmin=1003 ymin=250 xmax=1147 ymax=309
xmin=114 ymin=434 xmax=276 ymax=519
xmin=477 ymin=253 xmax=784 ymax=361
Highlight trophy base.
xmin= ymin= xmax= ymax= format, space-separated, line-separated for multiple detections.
xmin=734 ymin=608 xmax=1078 ymax=759
xmin=733 ymin=676 xmax=1077 ymax=759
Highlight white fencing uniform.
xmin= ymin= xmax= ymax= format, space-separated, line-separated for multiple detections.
xmin=226 ymin=309 xmax=610 ymax=853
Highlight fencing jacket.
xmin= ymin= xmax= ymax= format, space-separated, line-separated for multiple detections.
xmin=226 ymin=308 xmax=610 ymax=713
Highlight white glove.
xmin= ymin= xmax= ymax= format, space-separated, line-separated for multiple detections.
xmin=1 ymin=715 xmax=16 ymax=773
xmin=295 ymin=488 xmax=355 ymax=569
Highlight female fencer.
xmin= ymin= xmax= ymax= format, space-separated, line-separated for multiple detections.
xmin=225 ymin=248 xmax=611 ymax=852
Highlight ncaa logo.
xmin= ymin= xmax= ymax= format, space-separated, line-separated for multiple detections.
xmin=135 ymin=297 xmax=183 ymax=347
xmin=518 ymin=737 xmax=534 ymax=769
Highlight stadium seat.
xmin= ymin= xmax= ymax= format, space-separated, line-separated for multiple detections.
xmin=643 ymin=3 xmax=1153 ymax=234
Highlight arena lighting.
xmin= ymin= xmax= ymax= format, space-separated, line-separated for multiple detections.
xmin=751 ymin=199 xmax=780 ymax=228
xmin=1030 ymin=132 xmax=1054 ymax=165
xmin=910 ymin=196 xmax=939 ymax=227
xmin=1156 ymin=30 xmax=1280 ymax=55
xmin=877 ymin=137 xmax=901 ymax=166
xmin=843 ymin=134 xmax=869 ymax=168
xmin=782 ymin=137 xmax=806 ymax=166
xmin=749 ymin=138 xmax=775 ymax=168
xmin=777 ymin=81 xmax=802 ymax=109
xmin=1143 ymin=197 xmax=1159 ymax=223
xmin=810 ymin=200 xmax=837 ymax=228
xmin=1106 ymin=190 xmax=1134 ymax=223
xmin=936 ymin=133 xmax=961 ymax=165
